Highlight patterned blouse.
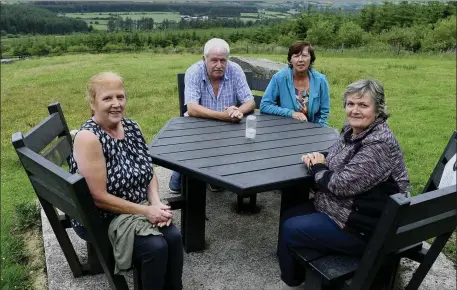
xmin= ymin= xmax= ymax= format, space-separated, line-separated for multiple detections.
xmin=69 ymin=118 xmax=154 ymax=227
xmin=295 ymin=88 xmax=309 ymax=119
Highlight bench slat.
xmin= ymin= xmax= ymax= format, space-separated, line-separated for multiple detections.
xmin=308 ymin=254 xmax=360 ymax=283
xmin=251 ymin=77 xmax=270 ymax=90
xmin=289 ymin=247 xmax=327 ymax=265
xmin=42 ymin=136 xmax=72 ymax=167
xmin=30 ymin=176 xmax=82 ymax=224
xmin=429 ymin=163 xmax=445 ymax=190
xmin=389 ymin=210 xmax=456 ymax=251
xmin=397 ymin=186 xmax=457 ymax=226
xmin=18 ymin=147 xmax=73 ymax=195
xmin=24 ymin=113 xmax=65 ymax=153
xmin=254 ymin=95 xmax=262 ymax=109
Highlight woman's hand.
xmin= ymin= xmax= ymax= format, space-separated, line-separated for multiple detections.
xmin=301 ymin=152 xmax=326 ymax=168
xmin=143 ymin=204 xmax=172 ymax=225
xmin=292 ymin=112 xmax=308 ymax=121
xmin=149 ymin=201 xmax=172 ymax=227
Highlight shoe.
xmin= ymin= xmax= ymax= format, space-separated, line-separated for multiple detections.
xmin=208 ymin=184 xmax=223 ymax=192
xmin=168 ymin=171 xmax=181 ymax=194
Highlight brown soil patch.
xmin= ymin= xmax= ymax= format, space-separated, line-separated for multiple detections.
xmin=23 ymin=229 xmax=47 ymax=290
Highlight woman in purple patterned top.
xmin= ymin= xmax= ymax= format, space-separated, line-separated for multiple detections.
xmin=278 ymin=79 xmax=409 ymax=289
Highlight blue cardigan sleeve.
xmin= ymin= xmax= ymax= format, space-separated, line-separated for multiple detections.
xmin=316 ymin=76 xmax=330 ymax=126
xmin=260 ymin=74 xmax=293 ymax=118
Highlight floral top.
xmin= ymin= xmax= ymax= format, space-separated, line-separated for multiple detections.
xmin=69 ymin=118 xmax=154 ymax=227
xmin=295 ymin=88 xmax=309 ymax=119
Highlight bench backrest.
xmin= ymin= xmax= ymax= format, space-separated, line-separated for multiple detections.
xmin=176 ymin=72 xmax=271 ymax=116
xmin=422 ymin=131 xmax=456 ymax=193
xmin=349 ymin=131 xmax=457 ymax=290
xmin=12 ymin=102 xmax=128 ymax=290
xmin=177 ymin=73 xmax=187 ymax=117
xmin=244 ymin=72 xmax=271 ymax=109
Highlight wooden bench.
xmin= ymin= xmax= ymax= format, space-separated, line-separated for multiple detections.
xmin=12 ymin=102 xmax=184 ymax=290
xmin=289 ymin=131 xmax=457 ymax=290
xmin=176 ymin=72 xmax=271 ymax=213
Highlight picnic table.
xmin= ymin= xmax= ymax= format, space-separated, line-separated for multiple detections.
xmin=148 ymin=112 xmax=339 ymax=252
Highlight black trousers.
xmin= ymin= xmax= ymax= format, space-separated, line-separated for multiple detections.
xmin=74 ymin=219 xmax=183 ymax=290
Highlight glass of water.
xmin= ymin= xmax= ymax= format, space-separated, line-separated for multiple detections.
xmin=245 ymin=115 xmax=256 ymax=140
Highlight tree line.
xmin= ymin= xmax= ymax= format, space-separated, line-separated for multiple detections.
xmin=1 ymin=1 xmax=455 ymax=58
xmin=30 ymin=1 xmax=257 ymax=16
xmin=0 ymin=4 xmax=89 ymax=35
xmin=106 ymin=17 xmax=281 ymax=32
xmin=292 ymin=1 xmax=456 ymax=52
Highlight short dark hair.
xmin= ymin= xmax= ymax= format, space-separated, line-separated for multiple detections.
xmin=287 ymin=42 xmax=316 ymax=69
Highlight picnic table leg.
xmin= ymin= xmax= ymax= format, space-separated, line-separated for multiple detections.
xmin=181 ymin=175 xmax=206 ymax=253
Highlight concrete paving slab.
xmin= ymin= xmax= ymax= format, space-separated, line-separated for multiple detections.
xmin=42 ymin=166 xmax=456 ymax=290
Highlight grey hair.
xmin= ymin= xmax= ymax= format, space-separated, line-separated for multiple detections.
xmin=203 ymin=38 xmax=230 ymax=58
xmin=343 ymin=79 xmax=389 ymax=119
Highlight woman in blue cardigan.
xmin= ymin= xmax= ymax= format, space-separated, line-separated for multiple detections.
xmin=260 ymin=42 xmax=330 ymax=126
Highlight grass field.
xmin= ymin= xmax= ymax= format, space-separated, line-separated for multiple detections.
xmin=1 ymin=52 xmax=456 ymax=289
xmin=63 ymin=12 xmax=182 ymax=30
xmin=63 ymin=10 xmax=298 ymax=29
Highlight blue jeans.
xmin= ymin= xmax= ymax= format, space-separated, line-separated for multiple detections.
xmin=278 ymin=201 xmax=367 ymax=286
xmin=74 ymin=220 xmax=183 ymax=290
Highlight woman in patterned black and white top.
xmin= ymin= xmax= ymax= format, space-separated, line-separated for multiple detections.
xmin=71 ymin=72 xmax=183 ymax=290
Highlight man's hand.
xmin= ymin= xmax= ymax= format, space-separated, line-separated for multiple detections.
xmin=292 ymin=112 xmax=308 ymax=121
xmin=224 ymin=106 xmax=243 ymax=122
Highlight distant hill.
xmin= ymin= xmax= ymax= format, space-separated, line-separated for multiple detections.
xmin=0 ymin=4 xmax=89 ymax=35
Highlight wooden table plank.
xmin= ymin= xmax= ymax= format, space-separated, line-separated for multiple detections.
xmin=159 ymin=133 xmax=337 ymax=161
xmin=181 ymin=140 xmax=336 ymax=168
xmin=160 ymin=117 xmax=308 ymax=137
xmin=221 ymin=164 xmax=311 ymax=192
xmin=153 ymin=123 xmax=323 ymax=146
xmin=151 ymin=127 xmax=335 ymax=153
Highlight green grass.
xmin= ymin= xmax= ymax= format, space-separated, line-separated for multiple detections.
xmin=240 ymin=12 xmax=259 ymax=17
xmin=63 ymin=12 xmax=182 ymax=30
xmin=1 ymin=52 xmax=456 ymax=288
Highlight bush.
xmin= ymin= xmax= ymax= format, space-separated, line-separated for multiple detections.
xmin=67 ymin=44 xmax=90 ymax=53
xmin=307 ymin=19 xmax=336 ymax=48
xmin=277 ymin=34 xmax=295 ymax=48
xmin=421 ymin=16 xmax=456 ymax=52
xmin=101 ymin=42 xmax=131 ymax=52
xmin=12 ymin=45 xmax=31 ymax=58
xmin=30 ymin=43 xmax=51 ymax=56
xmin=337 ymin=21 xmax=365 ymax=48
xmin=379 ymin=26 xmax=425 ymax=53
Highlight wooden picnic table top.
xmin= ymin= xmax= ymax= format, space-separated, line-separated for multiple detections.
xmin=148 ymin=113 xmax=339 ymax=194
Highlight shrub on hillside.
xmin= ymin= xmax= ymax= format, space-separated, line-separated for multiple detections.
xmin=307 ymin=19 xmax=336 ymax=48
xmin=67 ymin=44 xmax=90 ymax=53
xmin=421 ymin=16 xmax=456 ymax=52
xmin=337 ymin=21 xmax=365 ymax=48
